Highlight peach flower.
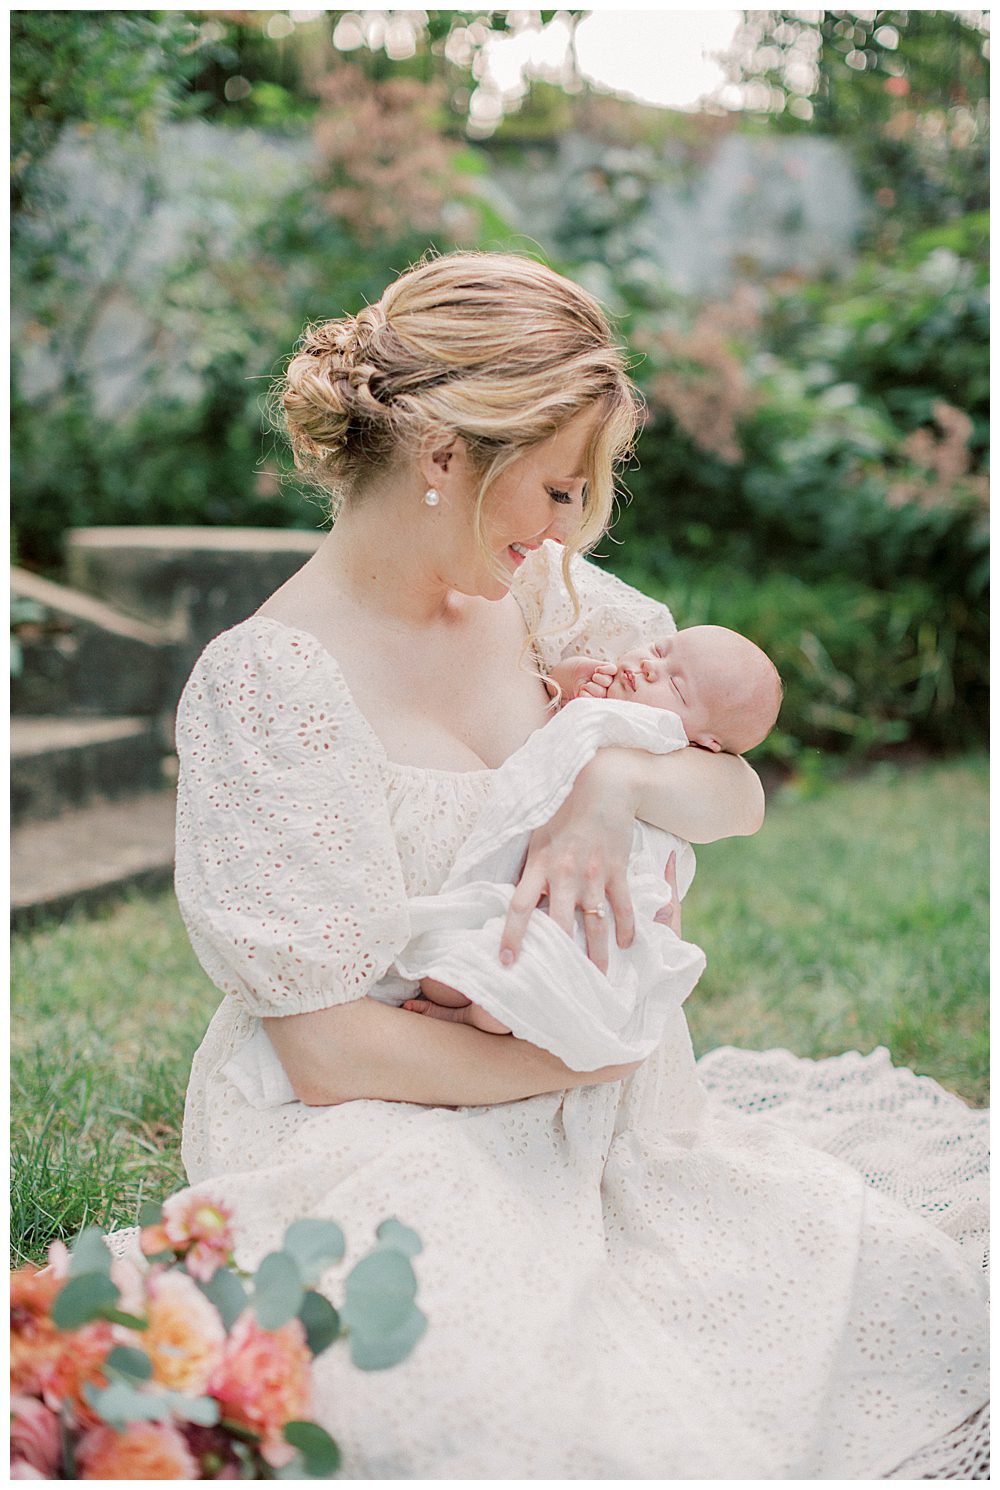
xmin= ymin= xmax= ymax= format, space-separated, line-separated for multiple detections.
xmin=10 ymin=1263 xmax=64 ymax=1396
xmin=76 ymin=1422 xmax=198 ymax=1480
xmin=40 ymin=1319 xmax=113 ymax=1427
xmin=210 ymin=1313 xmax=312 ymax=1466
xmin=144 ymin=1268 xmax=226 ymax=1394
xmin=142 ymin=1192 xmax=235 ymax=1281
xmin=10 ymin=1396 xmax=61 ymax=1478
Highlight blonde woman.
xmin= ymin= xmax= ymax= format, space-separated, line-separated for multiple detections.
xmin=174 ymin=253 xmax=987 ymax=1478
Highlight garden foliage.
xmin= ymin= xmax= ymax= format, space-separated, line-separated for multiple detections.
xmin=10 ymin=11 xmax=988 ymax=762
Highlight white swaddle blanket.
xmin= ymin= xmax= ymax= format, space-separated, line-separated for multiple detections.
xmin=226 ymin=698 xmax=706 ymax=1102
xmin=389 ymin=698 xmax=706 ymax=1070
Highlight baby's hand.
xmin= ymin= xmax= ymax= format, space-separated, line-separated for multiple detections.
xmin=578 ymin=662 xmax=618 ymax=699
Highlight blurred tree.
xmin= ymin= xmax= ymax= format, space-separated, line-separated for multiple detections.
xmin=11 ymin=11 xmax=206 ymax=210
xmin=720 ymin=10 xmax=989 ymax=246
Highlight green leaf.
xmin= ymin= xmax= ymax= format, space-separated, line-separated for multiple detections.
xmin=161 ymin=1390 xmax=221 ymax=1427
xmin=104 ymin=1345 xmax=152 ymax=1383
xmin=284 ymin=1420 xmax=342 ymax=1477
xmin=281 ymin=1218 xmax=345 ymax=1280
xmin=101 ymin=1308 xmax=148 ymax=1330
xmin=375 ymin=1218 xmax=422 ymax=1258
xmin=51 ymin=1272 xmax=120 ymax=1330
xmin=69 ymin=1226 xmax=112 ymax=1277
xmin=342 ymin=1249 xmax=416 ymax=1335
xmin=137 ymin=1199 xmax=164 ymax=1227
xmin=347 ymin=1304 xmax=428 ymax=1372
xmin=297 ymin=1290 xmax=340 ymax=1356
xmin=253 ymin=1250 xmax=305 ymax=1331
xmin=84 ymin=1379 xmax=171 ymax=1429
xmin=197 ymin=1265 xmax=248 ymax=1330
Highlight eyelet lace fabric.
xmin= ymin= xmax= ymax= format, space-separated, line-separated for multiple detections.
xmin=171 ymin=544 xmax=988 ymax=1479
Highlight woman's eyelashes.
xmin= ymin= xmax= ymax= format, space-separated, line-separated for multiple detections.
xmin=547 ymin=487 xmax=573 ymax=504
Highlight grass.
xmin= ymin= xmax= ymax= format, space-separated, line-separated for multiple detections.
xmin=11 ymin=755 xmax=988 ymax=1267
xmin=684 ymin=754 xmax=988 ymax=1106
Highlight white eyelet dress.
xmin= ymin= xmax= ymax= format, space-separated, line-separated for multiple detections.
xmin=174 ymin=544 xmax=988 ymax=1480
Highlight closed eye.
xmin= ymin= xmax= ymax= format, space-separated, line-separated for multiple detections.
xmin=547 ymin=488 xmax=573 ymax=504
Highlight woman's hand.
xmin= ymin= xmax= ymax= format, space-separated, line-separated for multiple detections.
xmin=499 ymin=747 xmax=641 ymax=975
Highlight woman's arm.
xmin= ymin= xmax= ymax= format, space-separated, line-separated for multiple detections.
xmin=264 ymin=999 xmax=639 ymax=1108
xmin=500 ymin=745 xmax=764 ymax=971
xmin=625 ymin=745 xmax=765 ymax=843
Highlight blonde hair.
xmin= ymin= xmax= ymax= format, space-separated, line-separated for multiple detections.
xmin=275 ymin=250 xmax=642 ymax=592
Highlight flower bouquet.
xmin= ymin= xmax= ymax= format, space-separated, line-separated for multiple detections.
xmin=10 ymin=1193 xmax=427 ymax=1478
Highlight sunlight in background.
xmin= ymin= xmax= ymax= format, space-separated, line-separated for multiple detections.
xmin=573 ymin=10 xmax=742 ymax=110
xmin=480 ymin=10 xmax=742 ymax=118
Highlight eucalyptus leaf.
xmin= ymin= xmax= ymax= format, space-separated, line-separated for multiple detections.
xmin=69 ymin=1226 xmax=113 ymax=1277
xmin=138 ymin=1199 xmax=164 ymax=1227
xmin=84 ymin=1378 xmax=170 ymax=1429
xmin=51 ymin=1272 xmax=120 ymax=1330
xmin=101 ymin=1307 xmax=148 ymax=1330
xmin=198 ymin=1264 xmax=248 ymax=1330
xmin=375 ymin=1218 xmax=422 ymax=1259
xmin=282 ymin=1218 xmax=345 ymax=1280
xmin=161 ymin=1390 xmax=221 ymax=1427
xmin=284 ymin=1420 xmax=342 ymax=1477
xmin=341 ymin=1249 xmax=416 ymax=1336
xmin=253 ymin=1250 xmax=305 ymax=1331
xmin=347 ymin=1304 xmax=428 ymax=1372
xmin=297 ymin=1290 xmax=340 ymax=1356
xmin=105 ymin=1344 xmax=153 ymax=1383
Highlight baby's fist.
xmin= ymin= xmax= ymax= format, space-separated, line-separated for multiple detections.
xmin=579 ymin=662 xmax=617 ymax=699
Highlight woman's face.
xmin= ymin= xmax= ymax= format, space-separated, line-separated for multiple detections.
xmin=434 ymin=406 xmax=601 ymax=602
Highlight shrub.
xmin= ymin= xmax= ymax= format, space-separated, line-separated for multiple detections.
xmin=604 ymin=554 xmax=986 ymax=763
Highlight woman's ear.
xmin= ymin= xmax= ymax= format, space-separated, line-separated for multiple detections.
xmin=419 ymin=434 xmax=463 ymax=489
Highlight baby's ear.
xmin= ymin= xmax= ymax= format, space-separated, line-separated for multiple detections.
xmin=689 ymin=730 xmax=723 ymax=753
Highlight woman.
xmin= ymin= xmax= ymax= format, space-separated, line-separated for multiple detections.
xmin=175 ymin=252 xmax=987 ymax=1477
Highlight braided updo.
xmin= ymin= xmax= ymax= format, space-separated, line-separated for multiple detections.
xmin=277 ymin=250 xmax=642 ymax=561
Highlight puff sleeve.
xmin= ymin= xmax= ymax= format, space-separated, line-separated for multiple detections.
xmin=512 ymin=540 xmax=676 ymax=668
xmin=174 ymin=620 xmax=410 ymax=1018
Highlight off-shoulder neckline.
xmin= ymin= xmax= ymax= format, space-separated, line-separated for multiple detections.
xmin=233 ymin=614 xmax=498 ymax=779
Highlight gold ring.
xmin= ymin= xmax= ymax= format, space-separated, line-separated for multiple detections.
xmin=581 ymin=905 xmax=606 ymax=918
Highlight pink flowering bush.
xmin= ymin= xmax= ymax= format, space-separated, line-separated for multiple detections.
xmin=10 ymin=1198 xmax=426 ymax=1479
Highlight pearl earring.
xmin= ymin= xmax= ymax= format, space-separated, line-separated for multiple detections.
xmin=423 ymin=488 xmax=441 ymax=507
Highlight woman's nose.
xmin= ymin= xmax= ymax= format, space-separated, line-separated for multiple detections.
xmin=543 ymin=506 xmax=579 ymax=545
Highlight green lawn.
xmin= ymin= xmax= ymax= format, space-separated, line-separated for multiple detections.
xmin=684 ymin=755 xmax=988 ymax=1105
xmin=11 ymin=756 xmax=988 ymax=1266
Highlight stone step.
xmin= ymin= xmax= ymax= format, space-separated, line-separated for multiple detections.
xmin=11 ymin=566 xmax=175 ymax=719
xmin=11 ymin=716 xmax=169 ymax=827
xmin=67 ymin=525 xmax=322 ymax=628
xmin=11 ymin=790 xmax=178 ymax=930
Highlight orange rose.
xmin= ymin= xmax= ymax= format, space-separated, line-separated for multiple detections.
xmin=209 ymin=1313 xmax=312 ymax=1465
xmin=143 ymin=1268 xmax=226 ymax=1394
xmin=39 ymin=1319 xmax=113 ymax=1427
xmin=75 ymin=1422 xmax=198 ymax=1480
xmin=10 ymin=1264 xmax=63 ymax=1396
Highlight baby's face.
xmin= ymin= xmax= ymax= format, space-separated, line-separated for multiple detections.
xmin=605 ymin=626 xmax=777 ymax=754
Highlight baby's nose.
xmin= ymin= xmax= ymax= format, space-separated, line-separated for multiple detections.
xmin=640 ymin=656 xmax=657 ymax=682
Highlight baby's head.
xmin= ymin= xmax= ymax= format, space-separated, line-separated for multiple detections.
xmin=605 ymin=625 xmax=782 ymax=755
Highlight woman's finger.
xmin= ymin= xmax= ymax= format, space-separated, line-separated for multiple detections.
xmin=605 ymin=871 xmax=635 ymax=950
xmin=499 ymin=871 xmax=547 ymax=964
xmin=580 ymin=900 xmax=610 ymax=975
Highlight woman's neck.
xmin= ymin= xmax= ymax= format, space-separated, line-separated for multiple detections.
xmin=317 ymin=488 xmax=468 ymax=630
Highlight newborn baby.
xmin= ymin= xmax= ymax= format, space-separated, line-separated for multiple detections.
xmin=548 ymin=624 xmax=782 ymax=757
xmin=406 ymin=624 xmax=781 ymax=1036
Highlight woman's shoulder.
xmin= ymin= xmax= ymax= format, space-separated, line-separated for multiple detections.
xmin=513 ymin=540 xmax=676 ymax=665
xmin=176 ymin=615 xmax=383 ymax=760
